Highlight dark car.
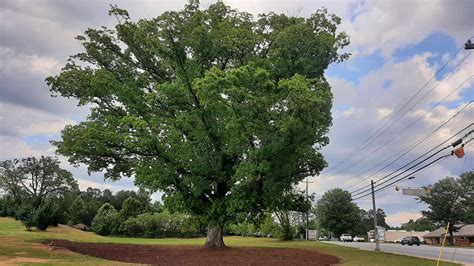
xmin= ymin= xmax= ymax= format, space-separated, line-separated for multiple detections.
xmin=401 ymin=236 xmax=420 ymax=246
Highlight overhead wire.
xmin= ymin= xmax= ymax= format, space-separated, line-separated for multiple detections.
xmin=330 ymin=54 xmax=472 ymax=178
xmin=348 ymin=121 xmax=473 ymax=194
xmin=340 ymin=76 xmax=473 ymax=190
xmin=351 ymin=125 xmax=473 ymax=196
xmin=323 ymin=44 xmax=468 ymax=174
xmin=352 ymin=152 xmax=453 ymax=201
xmin=345 ymin=99 xmax=473 ymax=192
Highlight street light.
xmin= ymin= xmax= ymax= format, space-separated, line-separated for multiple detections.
xmin=465 ymin=40 xmax=474 ymax=50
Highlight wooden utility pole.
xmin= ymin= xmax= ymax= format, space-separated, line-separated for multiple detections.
xmin=371 ymin=180 xmax=380 ymax=251
xmin=306 ymin=178 xmax=313 ymax=240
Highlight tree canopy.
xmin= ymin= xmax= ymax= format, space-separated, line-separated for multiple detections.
xmin=420 ymin=171 xmax=474 ymax=242
xmin=46 ymin=1 xmax=349 ymax=247
xmin=0 ymin=156 xmax=78 ymax=206
xmin=316 ymin=188 xmax=359 ymax=237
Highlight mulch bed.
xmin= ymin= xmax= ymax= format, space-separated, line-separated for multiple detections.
xmin=43 ymin=239 xmax=340 ymax=265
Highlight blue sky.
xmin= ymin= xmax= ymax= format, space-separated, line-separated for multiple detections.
xmin=0 ymin=0 xmax=472 ymax=227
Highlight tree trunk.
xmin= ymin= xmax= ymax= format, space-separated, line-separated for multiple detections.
xmin=448 ymin=229 xmax=454 ymax=245
xmin=447 ymin=223 xmax=454 ymax=245
xmin=205 ymin=224 xmax=226 ymax=249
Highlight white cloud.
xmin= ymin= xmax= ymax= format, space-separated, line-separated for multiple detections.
xmin=0 ymin=47 xmax=61 ymax=76
xmin=344 ymin=0 xmax=472 ymax=57
xmin=386 ymin=211 xmax=422 ymax=227
xmin=377 ymin=108 xmax=393 ymax=120
xmin=0 ymin=136 xmax=44 ymax=160
xmin=0 ymin=102 xmax=75 ymax=137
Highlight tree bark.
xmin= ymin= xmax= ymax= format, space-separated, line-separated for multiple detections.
xmin=448 ymin=229 xmax=454 ymax=245
xmin=448 ymin=223 xmax=454 ymax=245
xmin=204 ymin=224 xmax=226 ymax=249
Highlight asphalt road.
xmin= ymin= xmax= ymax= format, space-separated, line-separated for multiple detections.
xmin=326 ymin=241 xmax=474 ymax=265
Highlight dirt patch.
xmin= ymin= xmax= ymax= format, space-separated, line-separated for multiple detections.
xmin=44 ymin=240 xmax=340 ymax=265
xmin=0 ymin=256 xmax=53 ymax=265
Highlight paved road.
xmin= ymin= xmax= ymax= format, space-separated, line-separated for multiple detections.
xmin=326 ymin=241 xmax=474 ymax=265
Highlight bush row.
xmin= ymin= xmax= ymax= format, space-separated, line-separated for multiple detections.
xmin=91 ymin=203 xmax=202 ymax=238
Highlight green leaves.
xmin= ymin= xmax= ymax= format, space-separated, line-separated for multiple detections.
xmin=420 ymin=171 xmax=474 ymax=225
xmin=47 ymin=1 xmax=349 ymax=234
xmin=316 ymin=188 xmax=360 ymax=237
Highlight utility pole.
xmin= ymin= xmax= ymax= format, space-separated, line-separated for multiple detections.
xmin=306 ymin=178 xmax=313 ymax=240
xmin=371 ymin=180 xmax=380 ymax=251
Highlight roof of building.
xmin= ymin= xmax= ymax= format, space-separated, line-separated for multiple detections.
xmin=424 ymin=224 xmax=474 ymax=238
xmin=455 ymin=224 xmax=474 ymax=237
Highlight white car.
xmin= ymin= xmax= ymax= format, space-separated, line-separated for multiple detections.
xmin=353 ymin=236 xmax=364 ymax=242
xmin=340 ymin=233 xmax=353 ymax=242
xmin=318 ymin=236 xmax=328 ymax=241
xmin=369 ymin=238 xmax=375 ymax=243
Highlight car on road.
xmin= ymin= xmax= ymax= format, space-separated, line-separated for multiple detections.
xmin=340 ymin=234 xmax=353 ymax=242
xmin=401 ymin=236 xmax=421 ymax=246
xmin=353 ymin=236 xmax=365 ymax=242
xmin=395 ymin=238 xmax=405 ymax=243
xmin=369 ymin=238 xmax=375 ymax=243
xmin=318 ymin=236 xmax=328 ymax=241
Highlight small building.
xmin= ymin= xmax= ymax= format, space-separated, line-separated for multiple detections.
xmin=385 ymin=229 xmax=430 ymax=242
xmin=368 ymin=227 xmax=429 ymax=242
xmin=424 ymin=224 xmax=474 ymax=246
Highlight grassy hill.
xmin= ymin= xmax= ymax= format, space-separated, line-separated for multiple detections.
xmin=0 ymin=217 xmax=459 ymax=265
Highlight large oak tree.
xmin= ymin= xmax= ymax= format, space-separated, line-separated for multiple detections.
xmin=47 ymin=1 xmax=349 ymax=247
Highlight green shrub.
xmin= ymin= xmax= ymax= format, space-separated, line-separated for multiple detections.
xmin=119 ymin=211 xmax=200 ymax=238
xmin=0 ymin=196 xmax=18 ymax=217
xmin=121 ymin=197 xmax=145 ymax=219
xmin=120 ymin=215 xmax=145 ymax=236
xmin=91 ymin=203 xmax=123 ymax=235
xmin=274 ymin=224 xmax=296 ymax=240
xmin=228 ymin=222 xmax=256 ymax=237
xmin=16 ymin=202 xmax=36 ymax=230
xmin=35 ymin=199 xmax=60 ymax=231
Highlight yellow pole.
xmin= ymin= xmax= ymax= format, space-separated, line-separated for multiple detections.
xmin=436 ymin=222 xmax=450 ymax=266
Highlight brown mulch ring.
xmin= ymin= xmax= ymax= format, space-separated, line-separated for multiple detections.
xmin=43 ymin=239 xmax=340 ymax=265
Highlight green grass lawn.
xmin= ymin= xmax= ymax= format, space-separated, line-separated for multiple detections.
xmin=0 ymin=217 xmax=459 ymax=265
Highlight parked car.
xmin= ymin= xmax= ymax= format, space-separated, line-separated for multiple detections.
xmin=318 ymin=236 xmax=328 ymax=241
xmin=340 ymin=234 xmax=353 ymax=242
xmin=401 ymin=236 xmax=420 ymax=246
xmin=395 ymin=237 xmax=405 ymax=243
xmin=353 ymin=236 xmax=365 ymax=242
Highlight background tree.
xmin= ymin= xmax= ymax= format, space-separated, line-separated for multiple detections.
xmin=316 ymin=188 xmax=359 ymax=237
xmin=47 ymin=2 xmax=349 ymax=248
xmin=68 ymin=196 xmax=89 ymax=225
xmin=0 ymin=156 xmax=78 ymax=207
xmin=352 ymin=208 xmax=388 ymax=238
xmin=400 ymin=217 xmax=436 ymax=232
xmin=122 ymin=197 xmax=145 ymax=219
xmin=420 ymin=171 xmax=473 ymax=243
xmin=91 ymin=203 xmax=122 ymax=236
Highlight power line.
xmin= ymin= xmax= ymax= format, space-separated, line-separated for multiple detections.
xmin=351 ymin=142 xmax=454 ymax=198
xmin=352 ymin=153 xmax=453 ymax=201
xmin=343 ymin=98 xmax=473 ymax=191
xmin=324 ymin=44 xmax=468 ymax=174
xmin=354 ymin=137 xmax=474 ymax=201
xmin=329 ymin=55 xmax=472 ymax=178
xmin=350 ymin=123 xmax=473 ymax=196
xmin=339 ymin=75 xmax=472 ymax=187
xmin=348 ymin=121 xmax=473 ymax=193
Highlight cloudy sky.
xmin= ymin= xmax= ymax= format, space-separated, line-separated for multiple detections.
xmin=0 ymin=0 xmax=472 ymax=227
